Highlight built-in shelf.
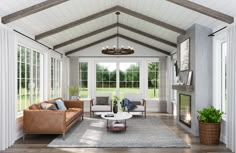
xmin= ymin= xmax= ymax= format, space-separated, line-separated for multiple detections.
xmin=172 ymin=85 xmax=193 ymax=92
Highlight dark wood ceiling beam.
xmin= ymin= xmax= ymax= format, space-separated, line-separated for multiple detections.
xmin=1 ymin=0 xmax=69 ymax=24
xmin=36 ymin=5 xmax=186 ymax=40
xmin=65 ymin=34 xmax=117 ymax=56
xmin=117 ymin=6 xmax=186 ymax=34
xmin=54 ymin=23 xmax=117 ymax=49
xmin=118 ymin=34 xmax=170 ymax=55
xmin=65 ymin=34 xmax=171 ymax=56
xmin=35 ymin=6 xmax=119 ymax=40
xmin=54 ymin=23 xmax=177 ymax=49
xmin=166 ymin=0 xmax=234 ymax=24
xmin=118 ymin=23 xmax=177 ymax=48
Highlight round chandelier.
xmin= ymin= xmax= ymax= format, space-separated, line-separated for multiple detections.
xmin=101 ymin=12 xmax=134 ymax=55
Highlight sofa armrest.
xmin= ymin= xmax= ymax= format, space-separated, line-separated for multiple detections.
xmin=23 ymin=110 xmax=66 ymax=133
xmin=64 ymin=100 xmax=83 ymax=109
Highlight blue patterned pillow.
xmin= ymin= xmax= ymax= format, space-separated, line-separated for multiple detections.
xmin=124 ymin=98 xmax=137 ymax=111
xmin=55 ymin=99 xmax=67 ymax=110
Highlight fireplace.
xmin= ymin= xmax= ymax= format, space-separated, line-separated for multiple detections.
xmin=179 ymin=94 xmax=191 ymax=128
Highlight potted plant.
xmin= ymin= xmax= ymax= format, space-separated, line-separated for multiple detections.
xmin=68 ymin=86 xmax=79 ymax=100
xmin=197 ymin=106 xmax=224 ymax=145
xmin=113 ymin=96 xmax=119 ymax=113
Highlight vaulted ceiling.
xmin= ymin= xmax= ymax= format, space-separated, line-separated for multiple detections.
xmin=0 ymin=0 xmax=235 ymax=56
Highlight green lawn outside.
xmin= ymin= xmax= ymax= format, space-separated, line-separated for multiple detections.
xmin=80 ymin=88 xmax=159 ymax=99
xmin=18 ymin=88 xmax=159 ymax=112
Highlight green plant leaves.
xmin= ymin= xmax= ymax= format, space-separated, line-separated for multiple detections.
xmin=68 ymin=86 xmax=79 ymax=96
xmin=197 ymin=106 xmax=223 ymax=123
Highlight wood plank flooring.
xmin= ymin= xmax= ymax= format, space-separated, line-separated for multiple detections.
xmin=1 ymin=113 xmax=232 ymax=153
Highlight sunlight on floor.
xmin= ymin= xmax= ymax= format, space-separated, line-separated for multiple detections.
xmin=79 ymin=129 xmax=103 ymax=145
xmin=90 ymin=121 xmax=105 ymax=128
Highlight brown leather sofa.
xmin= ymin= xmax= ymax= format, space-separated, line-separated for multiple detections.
xmin=23 ymin=98 xmax=83 ymax=140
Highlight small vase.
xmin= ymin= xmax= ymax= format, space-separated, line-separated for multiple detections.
xmin=113 ymin=104 xmax=118 ymax=113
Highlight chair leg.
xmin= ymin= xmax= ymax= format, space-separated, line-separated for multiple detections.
xmin=145 ymin=111 xmax=146 ymax=118
xmin=63 ymin=133 xmax=65 ymax=140
xmin=22 ymin=133 xmax=26 ymax=141
xmin=90 ymin=111 xmax=91 ymax=118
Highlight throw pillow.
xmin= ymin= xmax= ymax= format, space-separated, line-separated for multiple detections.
xmin=55 ymin=99 xmax=67 ymax=110
xmin=96 ymin=97 xmax=109 ymax=105
xmin=124 ymin=98 xmax=137 ymax=111
xmin=41 ymin=103 xmax=57 ymax=110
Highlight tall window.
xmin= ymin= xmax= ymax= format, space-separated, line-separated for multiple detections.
xmin=221 ymin=42 xmax=227 ymax=113
xmin=119 ymin=63 xmax=140 ymax=98
xmin=50 ymin=57 xmax=62 ymax=99
xmin=79 ymin=62 xmax=88 ymax=98
xmin=147 ymin=62 xmax=159 ymax=98
xmin=17 ymin=45 xmax=43 ymax=113
xmin=96 ymin=63 xmax=116 ymax=95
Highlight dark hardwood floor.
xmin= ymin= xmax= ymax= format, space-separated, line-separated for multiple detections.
xmin=1 ymin=113 xmax=232 ymax=153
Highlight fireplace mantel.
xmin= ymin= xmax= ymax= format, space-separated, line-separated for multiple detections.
xmin=172 ymin=85 xmax=193 ymax=92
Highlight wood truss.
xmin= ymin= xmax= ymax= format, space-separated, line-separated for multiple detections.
xmin=1 ymin=1 xmax=234 ymax=55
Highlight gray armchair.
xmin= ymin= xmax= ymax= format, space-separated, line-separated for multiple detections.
xmin=90 ymin=93 xmax=112 ymax=117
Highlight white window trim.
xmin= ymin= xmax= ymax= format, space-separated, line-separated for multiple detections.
xmin=17 ymin=44 xmax=45 ymax=116
xmin=78 ymin=57 xmax=160 ymax=100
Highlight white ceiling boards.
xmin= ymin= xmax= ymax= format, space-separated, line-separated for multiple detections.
xmin=0 ymin=0 xmax=234 ymax=55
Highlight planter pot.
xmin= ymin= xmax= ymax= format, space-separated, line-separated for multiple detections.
xmin=198 ymin=120 xmax=221 ymax=145
xmin=113 ymin=104 xmax=118 ymax=113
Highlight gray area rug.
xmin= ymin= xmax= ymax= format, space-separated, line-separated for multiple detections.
xmin=48 ymin=116 xmax=190 ymax=148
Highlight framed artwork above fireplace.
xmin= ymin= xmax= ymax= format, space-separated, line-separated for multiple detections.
xmin=180 ymin=38 xmax=190 ymax=71
xmin=179 ymin=94 xmax=191 ymax=128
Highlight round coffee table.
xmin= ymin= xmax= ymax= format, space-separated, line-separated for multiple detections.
xmin=101 ymin=112 xmax=132 ymax=131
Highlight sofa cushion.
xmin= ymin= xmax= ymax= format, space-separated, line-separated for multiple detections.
xmin=41 ymin=103 xmax=57 ymax=110
xmin=65 ymin=109 xmax=82 ymax=126
xmin=91 ymin=105 xmax=111 ymax=111
xmin=29 ymin=103 xmax=42 ymax=110
xmin=124 ymin=105 xmax=144 ymax=111
xmin=55 ymin=99 xmax=67 ymax=110
xmin=68 ymin=108 xmax=82 ymax=111
xmin=96 ymin=97 xmax=109 ymax=105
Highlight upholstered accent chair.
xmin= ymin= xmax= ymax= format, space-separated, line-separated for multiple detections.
xmin=123 ymin=93 xmax=146 ymax=118
xmin=90 ymin=93 xmax=112 ymax=117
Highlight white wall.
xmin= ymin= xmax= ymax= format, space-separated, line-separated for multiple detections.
xmin=68 ymin=37 xmax=169 ymax=57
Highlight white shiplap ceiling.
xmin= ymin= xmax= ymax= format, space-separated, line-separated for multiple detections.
xmin=0 ymin=0 xmax=235 ymax=55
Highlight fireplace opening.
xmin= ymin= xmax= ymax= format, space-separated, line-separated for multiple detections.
xmin=179 ymin=94 xmax=191 ymax=128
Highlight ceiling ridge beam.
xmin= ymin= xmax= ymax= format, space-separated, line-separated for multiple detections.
xmin=35 ymin=6 xmax=119 ymax=40
xmin=36 ymin=5 xmax=186 ymax=40
xmin=1 ymin=0 xmax=69 ymax=24
xmin=54 ymin=23 xmax=177 ymax=49
xmin=65 ymin=34 xmax=171 ymax=56
xmin=118 ymin=23 xmax=177 ymax=48
xmin=54 ymin=23 xmax=117 ymax=49
xmin=117 ymin=6 xmax=186 ymax=34
xmin=65 ymin=34 xmax=117 ymax=56
xmin=118 ymin=34 xmax=170 ymax=55
xmin=166 ymin=0 xmax=234 ymax=24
